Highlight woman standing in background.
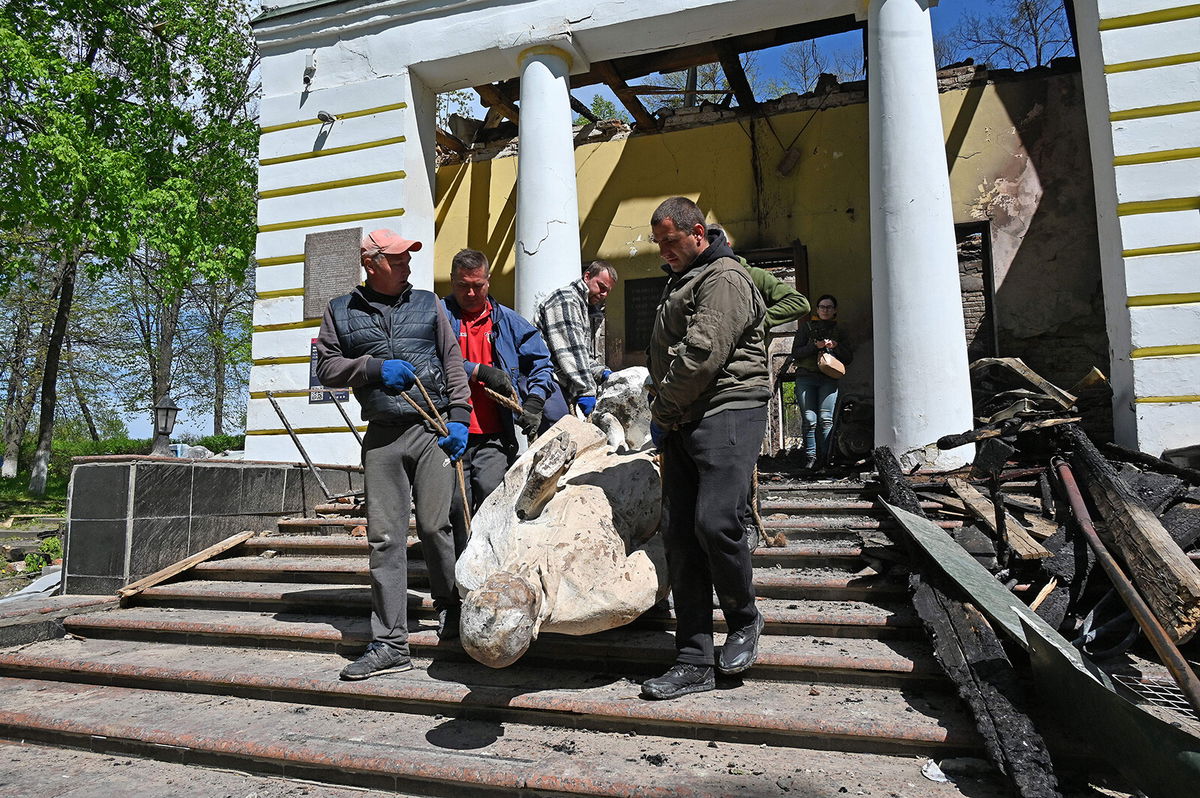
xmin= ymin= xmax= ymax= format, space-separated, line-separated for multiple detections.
xmin=791 ymin=295 xmax=852 ymax=470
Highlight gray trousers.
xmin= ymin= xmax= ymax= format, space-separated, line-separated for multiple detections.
xmin=362 ymin=421 xmax=457 ymax=654
xmin=449 ymin=433 xmax=517 ymax=550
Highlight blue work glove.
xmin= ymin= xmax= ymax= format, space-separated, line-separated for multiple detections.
xmin=577 ymin=396 xmax=597 ymax=416
xmin=650 ymin=421 xmax=667 ymax=449
xmin=381 ymin=359 xmax=416 ymax=391
xmin=437 ymin=422 xmax=469 ymax=461
xmin=600 ymin=369 xmax=613 ymax=382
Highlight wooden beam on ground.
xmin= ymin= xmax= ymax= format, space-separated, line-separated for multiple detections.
xmin=593 ymin=60 xmax=658 ymax=132
xmin=948 ymin=478 xmax=1052 ymax=559
xmin=1061 ymin=424 xmax=1200 ymax=643
xmin=716 ymin=44 xmax=756 ymax=109
xmin=435 ymin=127 xmax=468 ymax=154
xmin=474 ymin=82 xmax=520 ymax=124
xmin=117 ymin=530 xmax=259 ymax=599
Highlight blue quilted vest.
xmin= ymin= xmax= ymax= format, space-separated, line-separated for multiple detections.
xmin=328 ymin=288 xmax=449 ymax=424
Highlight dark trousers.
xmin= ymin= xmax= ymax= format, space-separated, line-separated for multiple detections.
xmin=661 ymin=405 xmax=767 ymax=665
xmin=362 ymin=421 xmax=457 ymax=654
xmin=449 ymin=432 xmax=517 ymax=550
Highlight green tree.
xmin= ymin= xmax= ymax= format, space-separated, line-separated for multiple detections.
xmin=575 ymin=93 xmax=630 ymax=125
xmin=0 ymin=1 xmax=258 ymax=491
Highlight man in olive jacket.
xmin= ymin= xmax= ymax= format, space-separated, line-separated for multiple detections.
xmin=642 ymin=197 xmax=770 ymax=701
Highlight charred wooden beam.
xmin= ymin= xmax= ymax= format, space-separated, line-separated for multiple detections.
xmin=1103 ymin=441 xmax=1200 ymax=485
xmin=948 ymin=477 xmax=1051 ymax=560
xmin=474 ymin=81 xmax=520 ymax=124
xmin=570 ymin=95 xmax=598 ymax=123
xmin=874 ymin=446 xmax=1061 ymax=797
xmin=593 ymin=60 xmax=658 ymax=131
xmin=716 ymin=44 xmax=756 ymax=109
xmin=1060 ymin=424 xmax=1200 ymax=643
xmin=435 ymin=127 xmax=468 ymax=154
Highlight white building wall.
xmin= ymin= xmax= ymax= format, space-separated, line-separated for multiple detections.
xmin=1075 ymin=0 xmax=1200 ymax=455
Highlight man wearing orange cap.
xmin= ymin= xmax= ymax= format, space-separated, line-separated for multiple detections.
xmin=316 ymin=229 xmax=472 ymax=680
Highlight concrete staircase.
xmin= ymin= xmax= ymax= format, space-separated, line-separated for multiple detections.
xmin=0 ymin=469 xmax=1007 ymax=796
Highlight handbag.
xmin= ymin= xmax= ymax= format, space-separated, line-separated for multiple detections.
xmin=817 ymin=350 xmax=845 ymax=379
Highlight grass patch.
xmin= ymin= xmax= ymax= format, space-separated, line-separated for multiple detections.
xmin=0 ymin=472 xmax=68 ymax=520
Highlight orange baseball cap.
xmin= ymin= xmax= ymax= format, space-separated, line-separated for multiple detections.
xmin=361 ymin=229 xmax=423 ymax=256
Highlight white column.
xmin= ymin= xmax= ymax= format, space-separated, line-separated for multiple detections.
xmin=867 ymin=0 xmax=975 ymax=469
xmin=514 ymin=45 xmax=582 ymax=321
xmin=401 ymin=69 xmax=437 ymax=291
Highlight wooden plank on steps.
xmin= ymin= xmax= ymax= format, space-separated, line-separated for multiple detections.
xmin=947 ymin=478 xmax=1051 ymax=560
xmin=117 ymin=531 xmax=259 ymax=598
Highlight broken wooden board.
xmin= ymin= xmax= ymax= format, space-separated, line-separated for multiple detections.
xmin=118 ymin=530 xmax=259 ymax=599
xmin=1063 ymin=424 xmax=1200 ymax=644
xmin=947 ymin=478 xmax=1051 ymax=560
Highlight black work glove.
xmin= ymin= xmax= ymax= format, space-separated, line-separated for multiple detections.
xmin=474 ymin=363 xmax=511 ymax=394
xmin=517 ymin=394 xmax=545 ymax=437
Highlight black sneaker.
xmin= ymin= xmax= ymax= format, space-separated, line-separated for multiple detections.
xmin=339 ymin=642 xmax=413 ymax=680
xmin=641 ymin=663 xmax=716 ymax=700
xmin=437 ymin=605 xmax=461 ymax=640
xmin=717 ymin=612 xmax=764 ymax=676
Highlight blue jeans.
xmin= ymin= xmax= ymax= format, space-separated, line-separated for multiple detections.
xmin=795 ymin=371 xmax=839 ymax=460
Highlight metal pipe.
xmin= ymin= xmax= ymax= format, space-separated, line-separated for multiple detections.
xmin=330 ymin=394 xmax=364 ymax=446
xmin=266 ymin=391 xmax=333 ymax=501
xmin=1053 ymin=457 xmax=1200 ymax=716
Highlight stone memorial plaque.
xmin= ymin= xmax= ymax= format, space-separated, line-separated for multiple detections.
xmin=304 ymin=227 xmax=362 ymax=320
xmin=622 ymin=276 xmax=667 ymax=353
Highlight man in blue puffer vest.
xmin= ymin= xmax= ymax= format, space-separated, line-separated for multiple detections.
xmin=442 ymin=249 xmax=567 ymax=548
xmin=316 ymin=229 xmax=472 ymax=680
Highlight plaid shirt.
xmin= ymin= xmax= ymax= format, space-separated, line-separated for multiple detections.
xmin=536 ymin=278 xmax=605 ymax=401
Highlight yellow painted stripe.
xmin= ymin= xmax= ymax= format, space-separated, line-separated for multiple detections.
xmin=1111 ymin=100 xmax=1200 ymax=121
xmin=247 ymin=426 xmax=367 ymax=436
xmin=260 ymin=135 xmax=406 ymax=166
xmin=1124 ymin=242 xmax=1200 ymax=258
xmin=256 ymin=288 xmax=305 ymax=299
xmin=258 ymin=207 xmax=405 ymax=233
xmin=259 ymin=170 xmax=406 ymax=200
xmin=252 ymin=356 xmax=311 ymax=366
xmin=1115 ymin=146 xmax=1200 ymax=166
xmin=1132 ymin=344 xmax=1200 ymax=358
xmin=249 ymin=390 xmax=310 ymax=399
xmin=1117 ymin=196 xmax=1200 ymax=216
xmin=1106 ymin=51 xmax=1200 ymax=73
xmin=1136 ymin=395 xmax=1200 ymax=403
xmin=256 ymin=254 xmax=305 ymax=268
xmin=1127 ymin=292 xmax=1200 ymax=307
xmin=253 ymin=319 xmax=322 ymax=333
xmin=259 ymin=102 xmax=407 ymax=134
xmin=1100 ymin=4 xmax=1200 ymax=30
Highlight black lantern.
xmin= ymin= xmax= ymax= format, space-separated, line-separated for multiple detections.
xmin=153 ymin=395 xmax=180 ymax=438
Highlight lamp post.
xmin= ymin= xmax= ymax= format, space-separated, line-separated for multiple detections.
xmin=152 ymin=395 xmax=180 ymax=456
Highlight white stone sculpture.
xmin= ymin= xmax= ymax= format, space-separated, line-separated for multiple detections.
xmin=454 ymin=370 xmax=665 ymax=668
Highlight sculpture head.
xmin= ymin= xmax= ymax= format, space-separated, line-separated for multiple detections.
xmin=460 ymin=571 xmax=542 ymax=668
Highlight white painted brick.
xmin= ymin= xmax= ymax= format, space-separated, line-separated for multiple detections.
xmin=253 ymin=296 xmax=305 ymax=327
xmin=1125 ymin=250 xmax=1200 ymax=294
xmin=1101 ymin=18 xmax=1200 ymax=65
xmin=1135 ymin=400 xmax=1200 ymax=457
xmin=248 ymin=363 xmax=310 ymax=393
xmin=247 ymin=395 xmax=364 ymax=431
xmin=1115 ymin=157 xmax=1200 ymax=202
xmin=251 ymin=327 xmax=321 ymax=360
xmin=255 ymin=262 xmax=306 ymax=294
xmin=244 ymin=431 xmax=362 ymax=465
xmin=1129 ymin=302 xmax=1200 ymax=348
xmin=1133 ymin=353 xmax=1200 ymax=395
xmin=256 ymin=180 xmax=407 ymax=228
xmin=259 ymin=143 xmax=407 ymax=193
xmin=1107 ymin=61 xmax=1200 ymax=112
xmin=258 ymin=108 xmax=406 ymax=163
xmin=1119 ymin=210 xmax=1200 ymax=251
xmin=1112 ymin=111 xmax=1200 ymax=157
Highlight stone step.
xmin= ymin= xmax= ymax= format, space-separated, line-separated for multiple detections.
xmin=758 ymin=499 xmax=940 ymax=515
xmin=134 ymin=581 xmax=922 ymax=640
xmin=0 ymin=676 xmax=1000 ymax=795
xmin=760 ymin=516 xmax=962 ymax=531
xmin=61 ymin=607 xmax=929 ymax=683
xmin=188 ymin=556 xmax=905 ymax=600
xmin=240 ymin=534 xmax=869 ymax=569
